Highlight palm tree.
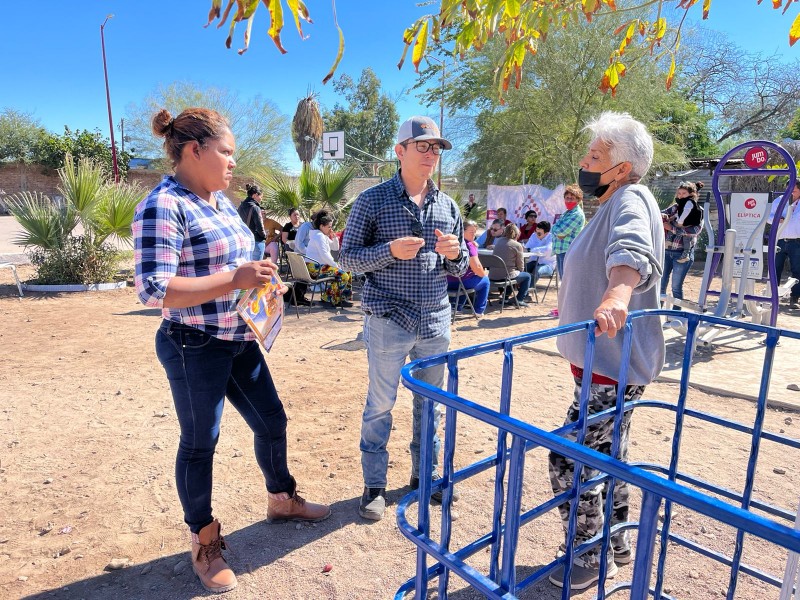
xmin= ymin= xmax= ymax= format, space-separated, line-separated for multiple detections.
xmin=291 ymin=94 xmax=323 ymax=168
xmin=4 ymin=154 xmax=144 ymax=284
xmin=255 ymin=163 xmax=355 ymax=229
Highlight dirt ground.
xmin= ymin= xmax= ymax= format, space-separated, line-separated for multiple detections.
xmin=1 ymin=262 xmax=800 ymax=600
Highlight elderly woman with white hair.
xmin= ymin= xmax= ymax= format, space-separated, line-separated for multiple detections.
xmin=548 ymin=111 xmax=665 ymax=590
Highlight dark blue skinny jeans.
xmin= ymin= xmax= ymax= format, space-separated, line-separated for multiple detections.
xmin=155 ymin=320 xmax=294 ymax=533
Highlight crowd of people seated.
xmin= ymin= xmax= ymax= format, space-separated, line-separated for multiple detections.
xmin=243 ymin=197 xmax=571 ymax=316
xmin=303 ymin=210 xmax=354 ymax=308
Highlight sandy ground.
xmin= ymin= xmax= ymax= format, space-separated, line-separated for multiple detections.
xmin=2 ymin=261 xmax=800 ymax=600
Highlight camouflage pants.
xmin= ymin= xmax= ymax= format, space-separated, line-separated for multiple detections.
xmin=547 ymin=377 xmax=645 ymax=568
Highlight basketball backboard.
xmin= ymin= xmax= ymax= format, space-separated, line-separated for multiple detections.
xmin=322 ymin=131 xmax=345 ymax=161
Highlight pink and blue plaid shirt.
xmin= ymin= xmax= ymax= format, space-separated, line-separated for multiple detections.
xmin=132 ymin=175 xmax=256 ymax=340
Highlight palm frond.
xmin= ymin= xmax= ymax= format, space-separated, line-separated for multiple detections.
xmin=254 ymin=168 xmax=304 ymax=220
xmin=316 ymin=163 xmax=355 ymax=209
xmin=94 ymin=181 xmax=147 ymax=247
xmin=57 ymin=154 xmax=106 ymax=228
xmin=297 ymin=165 xmax=319 ymax=213
xmin=4 ymin=191 xmax=76 ymax=250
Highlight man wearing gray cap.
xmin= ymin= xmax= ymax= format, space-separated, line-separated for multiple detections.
xmin=340 ymin=116 xmax=468 ymax=521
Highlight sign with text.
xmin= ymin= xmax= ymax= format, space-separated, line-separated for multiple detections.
xmin=744 ymin=146 xmax=769 ymax=169
xmin=729 ymin=192 xmax=769 ymax=279
xmin=487 ymin=184 xmax=566 ymax=228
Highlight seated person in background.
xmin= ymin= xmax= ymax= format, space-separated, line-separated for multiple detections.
xmin=265 ymin=226 xmax=281 ymax=264
xmin=524 ymin=220 xmax=556 ymax=285
xmin=293 ymin=217 xmax=314 ymax=255
xmin=282 ymin=208 xmax=301 ymax=249
xmin=447 ymin=219 xmax=490 ymax=316
xmin=491 ymin=223 xmax=532 ymax=307
xmin=518 ymin=209 xmax=538 ymax=243
xmin=305 ymin=210 xmax=353 ymax=308
xmin=496 ymin=207 xmax=512 ymax=226
xmin=481 ymin=218 xmax=505 ymax=249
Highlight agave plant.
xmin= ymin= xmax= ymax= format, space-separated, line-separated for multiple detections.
xmin=4 ymin=154 xmax=145 ymax=284
xmin=255 ymin=163 xmax=356 ymax=229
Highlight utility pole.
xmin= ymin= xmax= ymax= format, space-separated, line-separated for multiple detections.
xmin=101 ymin=15 xmax=119 ymax=183
xmin=426 ymin=55 xmax=448 ymax=190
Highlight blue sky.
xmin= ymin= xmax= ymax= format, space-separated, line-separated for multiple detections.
xmin=2 ymin=2 xmax=798 ymax=173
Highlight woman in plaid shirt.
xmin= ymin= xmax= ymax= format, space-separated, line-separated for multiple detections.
xmin=133 ymin=107 xmax=330 ymax=594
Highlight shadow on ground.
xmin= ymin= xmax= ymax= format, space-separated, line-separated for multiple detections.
xmin=20 ymin=492 xmax=419 ymax=600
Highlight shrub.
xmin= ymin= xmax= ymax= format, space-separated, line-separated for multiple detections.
xmin=28 ymin=235 xmax=121 ymax=285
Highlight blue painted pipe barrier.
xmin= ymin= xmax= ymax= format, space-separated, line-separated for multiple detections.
xmin=394 ymin=309 xmax=800 ymax=600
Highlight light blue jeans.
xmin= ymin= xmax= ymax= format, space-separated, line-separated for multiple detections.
xmin=360 ymin=314 xmax=450 ymax=488
xmin=252 ymin=241 xmax=266 ymax=261
xmin=661 ymin=249 xmax=693 ymax=308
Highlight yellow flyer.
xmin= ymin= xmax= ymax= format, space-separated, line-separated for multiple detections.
xmin=236 ymin=275 xmax=285 ymax=352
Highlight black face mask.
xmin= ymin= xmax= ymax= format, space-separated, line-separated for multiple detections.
xmin=578 ymin=164 xmax=621 ymax=198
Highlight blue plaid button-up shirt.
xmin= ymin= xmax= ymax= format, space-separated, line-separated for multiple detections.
xmin=340 ymin=171 xmax=468 ymax=338
xmin=132 ymin=175 xmax=255 ymax=340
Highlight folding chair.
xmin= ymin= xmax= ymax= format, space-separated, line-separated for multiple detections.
xmin=283 ymin=281 xmax=300 ymax=319
xmin=478 ymin=254 xmax=520 ymax=312
xmin=285 ymin=252 xmax=335 ymax=313
xmin=540 ymin=268 xmax=559 ymax=303
xmin=277 ymin=242 xmax=291 ymax=278
xmin=0 ymin=263 xmax=23 ymax=297
xmin=448 ymin=279 xmax=479 ymax=323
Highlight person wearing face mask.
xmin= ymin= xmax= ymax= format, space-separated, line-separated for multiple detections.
xmin=660 ymin=182 xmax=703 ymax=309
xmin=547 ymin=111 xmax=664 ymax=591
xmin=551 ymin=184 xmax=586 ymax=278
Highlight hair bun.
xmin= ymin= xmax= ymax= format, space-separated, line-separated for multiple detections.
xmin=151 ymin=109 xmax=174 ymax=138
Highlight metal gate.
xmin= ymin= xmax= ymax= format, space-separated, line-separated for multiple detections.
xmin=395 ymin=309 xmax=800 ymax=599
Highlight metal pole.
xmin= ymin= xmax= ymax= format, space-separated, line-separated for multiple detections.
xmin=438 ymin=61 xmax=445 ymax=190
xmin=120 ymin=118 xmax=125 ymax=154
xmin=101 ymin=15 xmax=120 ymax=183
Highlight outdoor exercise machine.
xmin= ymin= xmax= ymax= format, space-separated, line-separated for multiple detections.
xmin=663 ymin=141 xmax=797 ymax=346
xmin=395 ymin=310 xmax=800 ymax=599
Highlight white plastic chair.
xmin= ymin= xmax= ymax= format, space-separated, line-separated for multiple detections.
xmin=0 ymin=263 xmax=23 ymax=297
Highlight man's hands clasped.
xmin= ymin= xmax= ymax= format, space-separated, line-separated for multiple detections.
xmin=389 ymin=228 xmax=461 ymax=261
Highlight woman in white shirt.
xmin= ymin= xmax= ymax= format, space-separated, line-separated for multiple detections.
xmin=524 ymin=220 xmax=556 ymax=285
xmin=305 ymin=210 xmax=353 ymax=308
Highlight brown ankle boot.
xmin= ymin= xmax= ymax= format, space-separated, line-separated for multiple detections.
xmin=267 ymin=488 xmax=332 ymax=524
xmin=191 ymin=520 xmax=237 ymax=594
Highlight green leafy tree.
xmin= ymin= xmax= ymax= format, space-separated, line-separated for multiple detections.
xmin=4 ymin=155 xmax=144 ymax=284
xmin=199 ymin=1 xmax=799 ymax=99
xmin=322 ymin=68 xmax=399 ymax=174
xmin=124 ymin=81 xmax=289 ymax=176
xmin=429 ymin=16 xmax=709 ymax=186
xmin=33 ymin=127 xmax=131 ymax=178
xmin=0 ymin=108 xmax=47 ymax=163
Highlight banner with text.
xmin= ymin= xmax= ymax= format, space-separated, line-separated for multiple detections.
xmin=486 ymin=184 xmax=567 ymax=228
xmin=729 ymin=192 xmax=769 ymax=279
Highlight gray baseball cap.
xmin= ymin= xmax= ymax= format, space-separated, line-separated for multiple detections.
xmin=396 ymin=116 xmax=452 ymax=149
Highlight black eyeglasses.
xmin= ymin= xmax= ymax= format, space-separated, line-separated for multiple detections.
xmin=404 ymin=141 xmax=445 ymax=155
xmin=403 ymin=206 xmax=424 ymax=237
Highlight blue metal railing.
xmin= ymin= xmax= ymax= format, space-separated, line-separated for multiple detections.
xmin=394 ymin=309 xmax=800 ymax=600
